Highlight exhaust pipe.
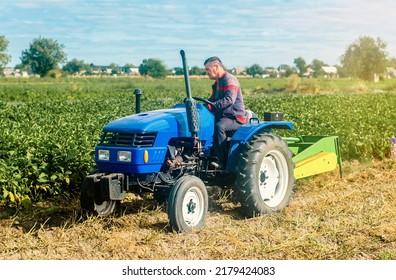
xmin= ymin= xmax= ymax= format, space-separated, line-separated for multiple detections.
xmin=180 ymin=50 xmax=199 ymax=139
xmin=133 ymin=88 xmax=142 ymax=113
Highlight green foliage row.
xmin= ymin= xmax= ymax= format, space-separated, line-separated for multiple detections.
xmin=1 ymin=77 xmax=396 ymax=206
xmin=245 ymin=92 xmax=396 ymax=160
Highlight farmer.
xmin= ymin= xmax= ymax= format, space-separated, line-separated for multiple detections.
xmin=204 ymin=56 xmax=246 ymax=169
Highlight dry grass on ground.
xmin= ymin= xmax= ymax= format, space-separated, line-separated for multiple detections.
xmin=1 ymin=160 xmax=395 ymax=260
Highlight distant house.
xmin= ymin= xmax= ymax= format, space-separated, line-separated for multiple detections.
xmin=124 ymin=67 xmax=139 ymax=76
xmin=232 ymin=66 xmax=247 ymax=75
xmin=322 ymin=66 xmax=338 ymax=77
xmin=23 ymin=70 xmax=39 ymax=77
xmin=1 ymin=67 xmax=37 ymax=77
xmin=258 ymin=67 xmax=278 ymax=78
xmin=1 ymin=67 xmax=15 ymax=76
xmin=303 ymin=67 xmax=314 ymax=77
xmin=277 ymin=64 xmax=290 ymax=73
xmin=385 ymin=67 xmax=396 ymax=78
xmin=91 ymin=69 xmax=101 ymax=75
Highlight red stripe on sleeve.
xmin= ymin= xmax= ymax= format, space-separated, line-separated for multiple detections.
xmin=218 ymin=84 xmax=239 ymax=92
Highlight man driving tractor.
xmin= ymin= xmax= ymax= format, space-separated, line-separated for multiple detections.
xmin=204 ymin=56 xmax=247 ymax=169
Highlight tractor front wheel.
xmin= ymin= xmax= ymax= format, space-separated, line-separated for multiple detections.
xmin=235 ymin=133 xmax=295 ymax=217
xmin=167 ymin=175 xmax=208 ymax=233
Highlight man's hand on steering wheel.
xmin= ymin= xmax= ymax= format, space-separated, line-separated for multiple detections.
xmin=192 ymin=96 xmax=216 ymax=110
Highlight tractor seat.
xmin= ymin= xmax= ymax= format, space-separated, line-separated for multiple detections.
xmin=226 ymin=110 xmax=259 ymax=140
xmin=246 ymin=110 xmax=259 ymax=123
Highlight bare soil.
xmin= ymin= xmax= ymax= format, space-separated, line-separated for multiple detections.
xmin=1 ymin=160 xmax=395 ymax=260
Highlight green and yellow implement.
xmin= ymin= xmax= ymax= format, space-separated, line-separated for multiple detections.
xmin=285 ymin=135 xmax=342 ymax=179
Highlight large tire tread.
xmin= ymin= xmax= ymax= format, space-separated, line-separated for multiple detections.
xmin=235 ymin=133 xmax=295 ymax=217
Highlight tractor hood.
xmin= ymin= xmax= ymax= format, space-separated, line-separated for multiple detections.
xmin=102 ymin=103 xmax=214 ymax=143
xmin=95 ymin=103 xmax=214 ymax=174
xmin=104 ymin=108 xmax=188 ymax=134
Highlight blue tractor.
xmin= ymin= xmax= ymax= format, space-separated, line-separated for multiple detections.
xmin=80 ymin=50 xmax=341 ymax=232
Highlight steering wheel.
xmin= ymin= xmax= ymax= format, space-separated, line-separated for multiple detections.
xmin=192 ymin=96 xmax=215 ymax=107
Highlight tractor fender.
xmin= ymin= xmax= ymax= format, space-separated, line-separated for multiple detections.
xmin=226 ymin=121 xmax=294 ymax=172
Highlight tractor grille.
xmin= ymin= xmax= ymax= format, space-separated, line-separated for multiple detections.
xmin=100 ymin=132 xmax=157 ymax=147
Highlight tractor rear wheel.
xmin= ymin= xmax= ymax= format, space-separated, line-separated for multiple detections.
xmin=167 ymin=175 xmax=208 ymax=233
xmin=235 ymin=133 xmax=295 ymax=217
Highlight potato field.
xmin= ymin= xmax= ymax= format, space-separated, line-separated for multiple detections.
xmin=1 ymin=76 xmax=396 ymax=260
xmin=0 ymin=76 xmax=396 ymax=205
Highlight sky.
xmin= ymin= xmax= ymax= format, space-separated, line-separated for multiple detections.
xmin=1 ymin=0 xmax=396 ymax=69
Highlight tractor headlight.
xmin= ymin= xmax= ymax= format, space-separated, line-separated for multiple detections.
xmin=118 ymin=151 xmax=132 ymax=162
xmin=98 ymin=149 xmax=110 ymax=161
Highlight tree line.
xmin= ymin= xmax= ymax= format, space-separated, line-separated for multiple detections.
xmin=0 ymin=35 xmax=395 ymax=80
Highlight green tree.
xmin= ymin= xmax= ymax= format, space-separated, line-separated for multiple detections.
xmin=340 ymin=36 xmax=388 ymax=80
xmin=190 ymin=66 xmax=204 ymax=75
xmin=138 ymin=58 xmax=167 ymax=78
xmin=335 ymin=65 xmax=347 ymax=78
xmin=293 ymin=57 xmax=307 ymax=77
xmin=124 ymin=63 xmax=136 ymax=68
xmin=0 ymin=35 xmax=11 ymax=70
xmin=14 ymin=63 xmax=26 ymax=70
xmin=21 ymin=37 xmax=67 ymax=77
xmin=284 ymin=67 xmax=296 ymax=77
xmin=263 ymin=67 xmax=277 ymax=78
xmin=310 ymin=59 xmax=326 ymax=77
xmin=247 ymin=64 xmax=263 ymax=77
xmin=109 ymin=63 xmax=120 ymax=75
xmin=62 ymin=58 xmax=89 ymax=74
xmin=173 ymin=67 xmax=184 ymax=75
xmin=277 ymin=64 xmax=296 ymax=77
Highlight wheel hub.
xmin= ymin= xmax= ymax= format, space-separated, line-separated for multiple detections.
xmin=259 ymin=154 xmax=281 ymax=202
xmin=258 ymin=151 xmax=289 ymax=207
xmin=186 ymin=199 xmax=196 ymax=214
xmin=181 ymin=187 xmax=204 ymax=227
xmin=260 ymin=171 xmax=268 ymax=184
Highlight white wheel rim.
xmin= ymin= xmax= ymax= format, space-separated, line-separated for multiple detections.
xmin=95 ymin=200 xmax=116 ymax=216
xmin=258 ymin=150 xmax=289 ymax=207
xmin=182 ymin=186 xmax=204 ymax=227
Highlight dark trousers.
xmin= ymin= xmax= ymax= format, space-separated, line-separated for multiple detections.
xmin=212 ymin=117 xmax=242 ymax=164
